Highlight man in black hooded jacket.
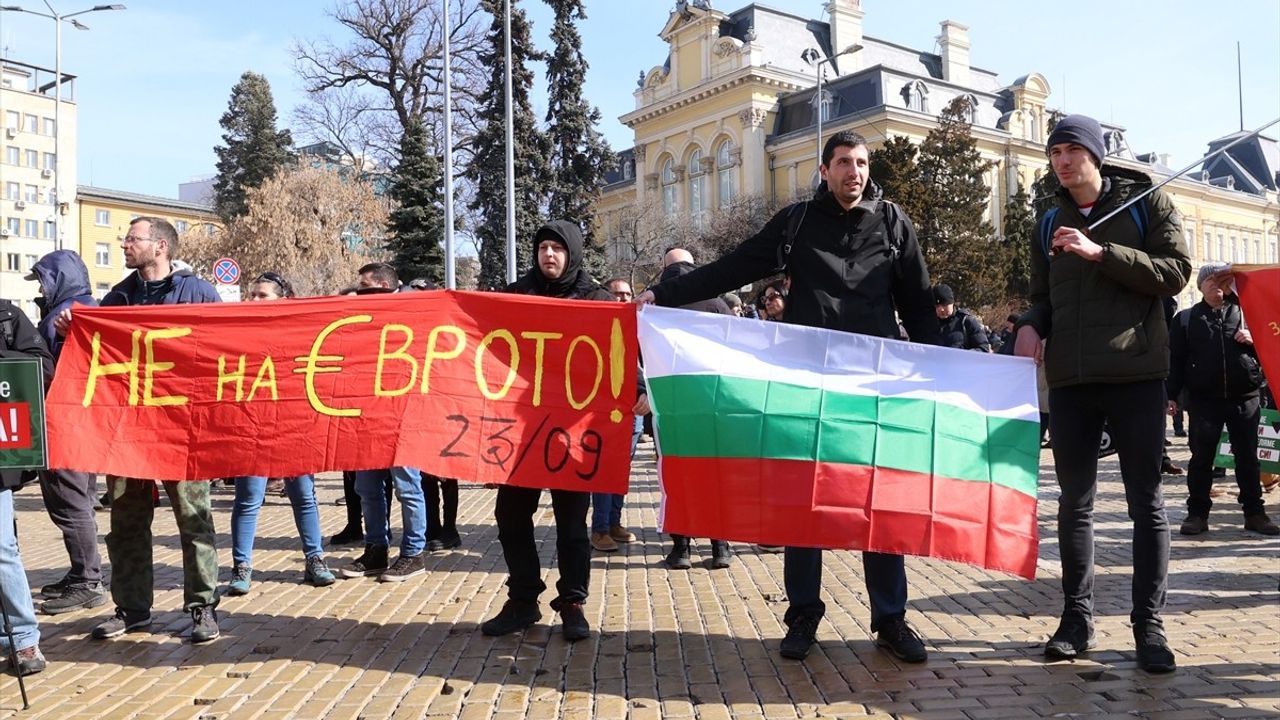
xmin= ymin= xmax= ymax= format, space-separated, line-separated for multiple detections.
xmin=637 ymin=131 xmax=941 ymax=663
xmin=481 ymin=220 xmax=615 ymax=642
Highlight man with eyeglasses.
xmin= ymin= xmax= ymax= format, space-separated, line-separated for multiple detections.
xmin=57 ymin=217 xmax=225 ymax=645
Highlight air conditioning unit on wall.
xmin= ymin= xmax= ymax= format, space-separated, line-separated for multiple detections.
xmin=4 ymin=128 xmax=17 ymax=140
xmin=40 ymin=169 xmax=53 ymax=179
xmin=13 ymin=200 xmax=25 ymax=210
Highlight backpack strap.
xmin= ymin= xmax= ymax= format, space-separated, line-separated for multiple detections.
xmin=1038 ymin=207 xmax=1060 ymax=260
xmin=880 ymin=201 xmax=906 ymax=279
xmin=775 ymin=200 xmax=810 ymax=272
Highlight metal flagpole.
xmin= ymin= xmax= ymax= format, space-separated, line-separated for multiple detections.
xmin=503 ymin=0 xmax=516 ymax=284
xmin=1086 ymin=116 xmax=1280 ymax=233
xmin=0 ymin=584 xmax=31 ymax=708
xmin=442 ymin=0 xmax=456 ymax=289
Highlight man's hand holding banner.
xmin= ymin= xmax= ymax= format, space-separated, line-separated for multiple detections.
xmin=46 ymin=291 xmax=638 ymax=493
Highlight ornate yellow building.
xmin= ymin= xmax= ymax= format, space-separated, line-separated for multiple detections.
xmin=597 ymin=1 xmax=1279 ymax=309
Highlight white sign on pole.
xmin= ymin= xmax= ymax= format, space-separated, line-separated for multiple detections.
xmin=216 ymin=284 xmax=241 ymax=303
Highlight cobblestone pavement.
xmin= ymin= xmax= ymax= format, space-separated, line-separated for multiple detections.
xmin=2 ymin=439 xmax=1277 ymax=719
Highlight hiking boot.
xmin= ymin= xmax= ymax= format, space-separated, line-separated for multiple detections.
xmin=779 ymin=615 xmax=820 ymax=660
xmin=340 ymin=544 xmax=389 ymax=578
xmin=378 ymin=553 xmax=426 ymax=582
xmin=1134 ymin=624 xmax=1176 ymax=673
xmin=91 ymin=608 xmax=153 ymax=639
xmin=190 ymin=605 xmax=220 ymax=644
xmin=609 ymin=525 xmax=635 ymax=543
xmin=6 ymin=646 xmax=46 ymax=676
xmin=876 ymin=617 xmax=928 ymax=663
xmin=305 ymin=555 xmax=336 ymax=587
xmin=1180 ymin=515 xmax=1208 ymax=536
xmin=481 ymin=599 xmax=542 ymax=636
xmin=591 ymin=531 xmax=618 ymax=552
xmin=552 ymin=599 xmax=590 ymax=642
xmin=225 ymin=563 xmax=252 ymax=596
xmin=40 ymin=574 xmax=72 ymax=599
xmin=1245 ymin=513 xmax=1280 ymax=536
xmin=709 ymin=540 xmax=733 ymax=569
xmin=1161 ymin=458 xmax=1184 ymax=475
xmin=329 ymin=526 xmax=363 ymax=546
xmin=40 ymin=582 xmax=107 ymax=615
xmin=1044 ymin=618 xmax=1095 ymax=660
xmin=427 ymin=530 xmax=462 ymax=552
xmin=665 ymin=538 xmax=692 ymax=570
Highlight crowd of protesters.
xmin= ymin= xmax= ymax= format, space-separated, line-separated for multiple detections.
xmin=3 ymin=114 xmax=1277 ymax=681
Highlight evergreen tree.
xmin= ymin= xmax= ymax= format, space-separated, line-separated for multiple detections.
xmin=916 ymin=96 xmax=1006 ymax=309
xmin=1002 ymin=183 xmax=1035 ymax=301
xmin=213 ymin=72 xmax=294 ymax=222
xmin=468 ymin=0 xmax=551 ymax=290
xmin=869 ymin=135 xmax=930 ymax=231
xmin=544 ymin=0 xmax=613 ymax=280
xmin=386 ymin=118 xmax=446 ymax=286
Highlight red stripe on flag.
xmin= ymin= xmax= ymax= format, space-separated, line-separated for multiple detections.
xmin=659 ymin=456 xmax=1038 ymax=578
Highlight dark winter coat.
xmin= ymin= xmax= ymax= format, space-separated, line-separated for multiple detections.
xmin=1018 ymin=166 xmax=1191 ymax=388
xmin=505 ymin=220 xmax=613 ymax=302
xmin=30 ymin=249 xmax=96 ymax=361
xmin=0 ymin=300 xmax=54 ymax=490
xmin=658 ymin=262 xmax=732 ymax=315
xmin=1167 ymin=300 xmax=1263 ymax=403
xmin=938 ymin=309 xmax=990 ymax=351
xmin=649 ymin=180 xmax=941 ymax=345
xmin=102 ymin=267 xmax=221 ymax=307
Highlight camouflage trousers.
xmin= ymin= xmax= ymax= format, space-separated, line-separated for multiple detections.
xmin=106 ymin=477 xmax=218 ymax=612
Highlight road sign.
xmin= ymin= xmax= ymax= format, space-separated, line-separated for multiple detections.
xmin=0 ymin=357 xmax=46 ymax=470
xmin=216 ymin=285 xmax=242 ymax=303
xmin=213 ymin=257 xmax=241 ymax=285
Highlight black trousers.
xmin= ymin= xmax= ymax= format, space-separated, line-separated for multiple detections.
xmin=494 ymin=485 xmax=590 ymax=605
xmin=1186 ymin=395 xmax=1264 ymax=517
xmin=39 ymin=469 xmax=102 ymax=585
xmin=1049 ymin=380 xmax=1169 ymax=627
xmin=423 ymin=475 xmax=459 ymax=538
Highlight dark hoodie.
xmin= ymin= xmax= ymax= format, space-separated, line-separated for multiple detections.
xmin=505 ymin=220 xmax=612 ymax=301
xmin=30 ymin=249 xmax=96 ymax=361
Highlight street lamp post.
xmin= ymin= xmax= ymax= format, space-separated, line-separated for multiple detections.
xmin=801 ymin=43 xmax=862 ymax=171
xmin=0 ymin=3 xmax=124 ymax=252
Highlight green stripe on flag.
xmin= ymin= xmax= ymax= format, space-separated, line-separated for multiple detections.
xmin=649 ymin=373 xmax=1039 ymax=497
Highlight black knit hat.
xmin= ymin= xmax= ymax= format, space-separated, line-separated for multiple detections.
xmin=1046 ymin=114 xmax=1106 ymax=167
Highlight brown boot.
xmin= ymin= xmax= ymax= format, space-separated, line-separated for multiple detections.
xmin=1244 ymin=513 xmax=1280 ymax=536
xmin=609 ymin=525 xmax=635 ymax=543
xmin=590 ymin=531 xmax=618 ymax=552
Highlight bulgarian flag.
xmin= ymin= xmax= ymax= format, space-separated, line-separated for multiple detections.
xmin=637 ymin=306 xmax=1042 ymax=579
xmin=1232 ymin=264 xmax=1280 ymax=389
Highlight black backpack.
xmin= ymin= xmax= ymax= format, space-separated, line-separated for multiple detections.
xmin=776 ymin=200 xmax=906 ymax=277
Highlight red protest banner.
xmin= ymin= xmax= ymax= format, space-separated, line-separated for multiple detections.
xmin=1233 ymin=264 xmax=1280 ymax=388
xmin=46 ymin=291 xmax=638 ymax=493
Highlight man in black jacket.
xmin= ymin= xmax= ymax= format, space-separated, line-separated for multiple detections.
xmin=481 ymin=220 xmax=615 ymax=642
xmin=934 ymin=284 xmax=990 ymax=351
xmin=1168 ymin=263 xmax=1277 ymax=536
xmin=637 ymin=131 xmax=940 ymax=663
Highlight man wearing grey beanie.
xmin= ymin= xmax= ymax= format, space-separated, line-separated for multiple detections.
xmin=1013 ymin=113 xmax=1191 ymax=673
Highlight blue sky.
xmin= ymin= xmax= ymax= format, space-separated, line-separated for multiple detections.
xmin=1 ymin=1 xmax=1277 ymax=199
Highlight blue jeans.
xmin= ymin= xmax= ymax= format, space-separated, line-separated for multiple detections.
xmin=355 ymin=468 xmax=427 ymax=556
xmin=231 ymin=475 xmax=324 ymax=566
xmin=591 ymin=414 xmax=642 ymax=532
xmin=0 ymin=489 xmax=39 ymax=651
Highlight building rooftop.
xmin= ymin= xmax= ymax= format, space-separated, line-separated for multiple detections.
xmin=78 ymin=185 xmax=216 ymax=214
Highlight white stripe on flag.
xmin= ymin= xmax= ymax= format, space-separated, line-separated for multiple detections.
xmin=638 ymin=305 xmax=1040 ymax=422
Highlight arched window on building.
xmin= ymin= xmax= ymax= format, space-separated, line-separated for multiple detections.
xmin=903 ymin=80 xmax=929 ymax=113
xmin=688 ymin=148 xmax=708 ymax=228
xmin=623 ymin=159 xmax=634 ymax=181
xmin=716 ymin=139 xmax=737 ymax=208
xmin=959 ymin=94 xmax=978 ymax=123
xmin=660 ymin=156 xmax=677 ymax=216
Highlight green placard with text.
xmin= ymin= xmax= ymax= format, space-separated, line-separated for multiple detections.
xmin=0 ymin=357 xmax=46 ymax=470
xmin=1214 ymin=407 xmax=1280 ymax=474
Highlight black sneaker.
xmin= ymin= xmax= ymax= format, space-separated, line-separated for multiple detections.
xmin=553 ymin=599 xmax=590 ymax=642
xmin=665 ymin=540 xmax=692 ymax=570
xmin=329 ymin=526 xmax=364 ymax=546
xmin=340 ymin=544 xmax=389 ymax=578
xmin=481 ymin=599 xmax=542 ymax=636
xmin=190 ymin=606 xmax=220 ymax=644
xmin=709 ymin=540 xmax=733 ymax=569
xmin=1180 ymin=515 xmax=1208 ymax=536
xmin=436 ymin=530 xmax=462 ymax=550
xmin=40 ymin=575 xmax=72 ymax=599
xmin=40 ymin=583 xmax=107 ymax=615
xmin=876 ymin=617 xmax=927 ymax=663
xmin=1135 ymin=624 xmax=1176 ymax=673
xmin=378 ymin=553 xmax=426 ymax=582
xmin=779 ymin=615 xmax=820 ymax=660
xmin=92 ymin=608 xmax=153 ymax=639
xmin=1045 ymin=618 xmax=1095 ymax=660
